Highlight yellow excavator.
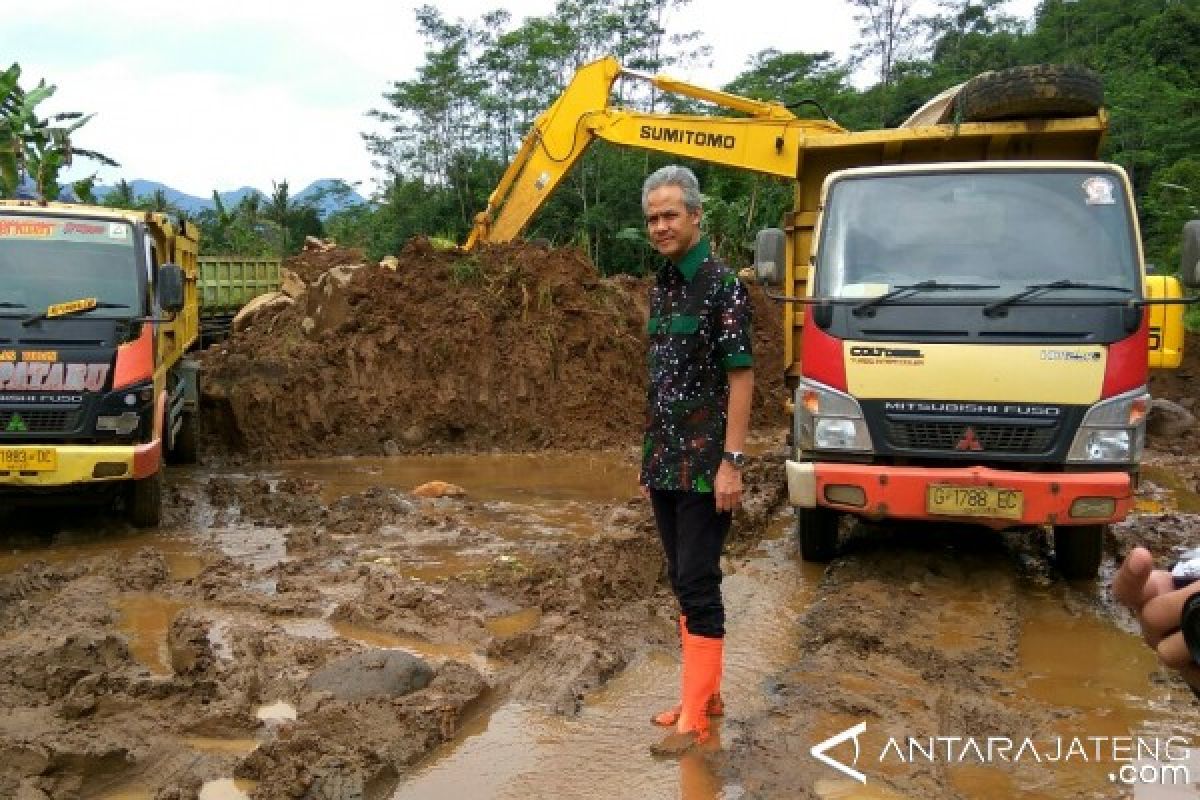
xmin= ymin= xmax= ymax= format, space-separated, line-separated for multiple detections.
xmin=464 ymin=56 xmax=1192 ymax=580
xmin=461 ymin=55 xmax=843 ymax=250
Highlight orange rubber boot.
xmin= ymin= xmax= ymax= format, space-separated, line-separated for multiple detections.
xmin=652 ymin=617 xmax=723 ymax=727
xmin=650 ymin=633 xmax=722 ymax=756
xmin=651 ymin=615 xmax=688 ymax=727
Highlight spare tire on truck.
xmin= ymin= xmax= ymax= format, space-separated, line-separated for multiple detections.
xmin=958 ymin=64 xmax=1103 ymax=122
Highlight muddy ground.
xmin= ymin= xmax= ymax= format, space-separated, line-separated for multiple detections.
xmin=1 ymin=244 xmax=1199 ymax=799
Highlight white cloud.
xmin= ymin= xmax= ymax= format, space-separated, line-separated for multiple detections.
xmin=4 ymin=0 xmax=1040 ymax=197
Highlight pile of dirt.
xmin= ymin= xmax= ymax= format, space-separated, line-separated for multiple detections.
xmin=200 ymin=239 xmax=787 ymax=461
xmin=285 ymin=238 xmax=366 ymax=283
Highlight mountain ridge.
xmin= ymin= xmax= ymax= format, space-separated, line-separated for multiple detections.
xmin=94 ymin=178 xmax=367 ymax=218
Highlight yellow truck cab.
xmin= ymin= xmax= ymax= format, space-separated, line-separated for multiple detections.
xmin=0 ymin=200 xmax=200 ymax=526
xmin=763 ymin=157 xmax=1186 ymax=578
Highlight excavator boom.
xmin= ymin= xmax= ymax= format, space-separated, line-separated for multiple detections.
xmin=461 ymin=56 xmax=844 ymax=250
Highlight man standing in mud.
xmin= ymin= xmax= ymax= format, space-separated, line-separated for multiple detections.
xmin=639 ymin=165 xmax=754 ymax=756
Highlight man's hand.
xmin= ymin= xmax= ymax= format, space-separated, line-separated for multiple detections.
xmin=1114 ymin=546 xmax=1200 ymax=690
xmin=714 ymin=461 xmax=743 ymax=513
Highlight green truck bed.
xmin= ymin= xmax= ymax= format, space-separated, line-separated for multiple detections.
xmin=197 ymin=256 xmax=282 ymax=315
xmin=197 ymin=256 xmax=282 ymax=343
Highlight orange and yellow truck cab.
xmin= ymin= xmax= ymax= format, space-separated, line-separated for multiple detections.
xmin=0 ymin=200 xmax=200 ymax=526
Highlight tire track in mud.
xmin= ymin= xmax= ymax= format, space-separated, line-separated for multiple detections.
xmin=721 ymin=521 xmax=1200 ymax=800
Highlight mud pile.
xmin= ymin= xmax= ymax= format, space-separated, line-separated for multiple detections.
xmin=201 ymin=239 xmax=786 ymax=461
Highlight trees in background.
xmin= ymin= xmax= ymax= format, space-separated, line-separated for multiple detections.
xmin=332 ymin=0 xmax=1197 ymax=279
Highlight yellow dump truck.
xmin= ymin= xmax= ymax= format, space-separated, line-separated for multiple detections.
xmin=0 ymin=200 xmax=200 ymax=526
xmin=464 ymin=58 xmax=1190 ymax=578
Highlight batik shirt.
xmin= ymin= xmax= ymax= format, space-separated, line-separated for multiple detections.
xmin=640 ymin=237 xmax=753 ymax=492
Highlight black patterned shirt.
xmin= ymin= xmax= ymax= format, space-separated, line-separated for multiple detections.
xmin=640 ymin=237 xmax=753 ymax=491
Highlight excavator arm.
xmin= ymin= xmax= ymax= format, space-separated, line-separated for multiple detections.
xmin=461 ymin=56 xmax=846 ymax=250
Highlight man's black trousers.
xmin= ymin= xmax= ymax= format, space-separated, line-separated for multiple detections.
xmin=650 ymin=489 xmax=731 ymax=639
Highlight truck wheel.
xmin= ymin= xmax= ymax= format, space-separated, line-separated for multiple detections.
xmin=167 ymin=411 xmax=199 ymax=465
xmin=128 ymin=471 xmax=163 ymax=528
xmin=1053 ymin=524 xmax=1106 ymax=580
xmin=958 ymin=65 xmax=1103 ymax=122
xmin=796 ymin=507 xmax=840 ymax=562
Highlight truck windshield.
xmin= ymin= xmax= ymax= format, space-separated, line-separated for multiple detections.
xmin=0 ymin=215 xmax=141 ymax=316
xmin=817 ymin=170 xmax=1139 ymax=301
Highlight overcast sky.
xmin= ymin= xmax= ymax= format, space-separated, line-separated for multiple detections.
xmin=4 ymin=0 xmax=1039 ymax=198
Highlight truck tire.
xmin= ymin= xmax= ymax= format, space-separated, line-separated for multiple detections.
xmin=958 ymin=65 xmax=1103 ymax=122
xmin=128 ymin=471 xmax=163 ymax=528
xmin=796 ymin=506 xmax=840 ymax=562
xmin=167 ymin=410 xmax=199 ymax=465
xmin=1053 ymin=524 xmax=1105 ymax=580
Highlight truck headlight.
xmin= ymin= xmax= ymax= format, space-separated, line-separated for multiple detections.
xmin=1067 ymin=388 xmax=1149 ymax=464
xmin=796 ymin=378 xmax=873 ymax=453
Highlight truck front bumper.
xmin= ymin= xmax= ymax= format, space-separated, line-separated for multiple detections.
xmin=786 ymin=460 xmax=1133 ymax=529
xmin=0 ymin=440 xmax=162 ymax=487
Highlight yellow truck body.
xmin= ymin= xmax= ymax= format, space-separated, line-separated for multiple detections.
xmin=0 ymin=200 xmax=201 ymax=525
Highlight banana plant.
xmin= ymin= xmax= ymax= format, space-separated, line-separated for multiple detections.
xmin=0 ymin=62 xmax=118 ymax=199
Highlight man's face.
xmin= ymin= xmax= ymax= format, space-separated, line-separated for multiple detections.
xmin=645 ymin=185 xmax=701 ymax=262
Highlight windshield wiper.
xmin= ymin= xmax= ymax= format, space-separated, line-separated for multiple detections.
xmin=0 ymin=302 xmax=26 ymax=309
xmin=22 ymin=301 xmax=130 ymax=327
xmin=983 ymin=280 xmax=1132 ymax=318
xmin=852 ymin=280 xmax=1000 ymax=317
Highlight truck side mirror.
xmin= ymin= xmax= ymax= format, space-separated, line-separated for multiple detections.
xmin=754 ymin=228 xmax=786 ymax=287
xmin=158 ymin=263 xmax=185 ymax=313
xmin=1181 ymin=220 xmax=1200 ymax=289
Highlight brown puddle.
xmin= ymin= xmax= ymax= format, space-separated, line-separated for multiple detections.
xmin=485 ymin=608 xmax=541 ymax=637
xmin=0 ymin=530 xmax=205 ymax=580
xmin=183 ymin=736 xmax=260 ymax=756
xmin=390 ymin=528 xmax=824 ymax=800
xmin=112 ymin=593 xmax=189 ymax=675
xmin=1140 ymin=466 xmax=1200 ymax=514
xmin=973 ymin=590 xmax=1200 ymax=798
xmin=271 ymin=451 xmax=639 ymax=506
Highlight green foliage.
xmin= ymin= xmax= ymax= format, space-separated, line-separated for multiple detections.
xmin=0 ymin=62 xmax=118 ymax=199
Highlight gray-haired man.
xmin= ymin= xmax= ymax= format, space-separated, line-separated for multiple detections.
xmin=639 ymin=165 xmax=754 ymax=755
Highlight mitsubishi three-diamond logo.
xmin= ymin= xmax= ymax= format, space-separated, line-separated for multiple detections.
xmin=811 ymin=721 xmax=868 ymax=783
xmin=5 ymin=413 xmax=27 ymax=433
xmin=955 ymin=426 xmax=983 ymax=451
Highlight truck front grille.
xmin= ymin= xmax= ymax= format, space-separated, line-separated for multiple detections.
xmin=0 ymin=409 xmax=80 ymax=434
xmin=886 ymin=420 xmax=1057 ymax=454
